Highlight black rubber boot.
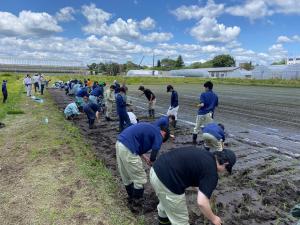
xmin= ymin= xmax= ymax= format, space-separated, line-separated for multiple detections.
xmin=125 ymin=183 xmax=134 ymax=202
xmin=89 ymin=119 xmax=96 ymax=129
xmin=173 ymin=120 xmax=177 ymax=128
xmin=192 ymin=134 xmax=197 ymax=145
xmin=152 ymin=109 xmax=155 ymax=118
xmin=158 ymin=216 xmax=171 ymax=225
xmin=148 ymin=110 xmax=152 ymax=118
xmin=132 ymin=187 xmax=144 ymax=199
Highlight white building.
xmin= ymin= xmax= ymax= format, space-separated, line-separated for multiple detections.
xmin=286 ymin=57 xmax=300 ymax=65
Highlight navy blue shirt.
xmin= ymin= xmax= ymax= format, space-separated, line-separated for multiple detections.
xmin=118 ymin=123 xmax=163 ymax=161
xmin=2 ymin=82 xmax=7 ymax=93
xmin=153 ymin=147 xmax=218 ymax=198
xmin=198 ymin=90 xmax=218 ymax=115
xmin=170 ymin=90 xmax=178 ymax=108
xmin=114 ymin=83 xmax=120 ymax=93
xmin=83 ymin=103 xmax=99 ymax=120
xmin=76 ymin=87 xmax=88 ymax=97
xmin=202 ymin=123 xmax=225 ymax=141
xmin=116 ymin=93 xmax=127 ymax=114
xmin=90 ymin=86 xmax=103 ymax=97
xmin=153 ymin=116 xmax=169 ymax=128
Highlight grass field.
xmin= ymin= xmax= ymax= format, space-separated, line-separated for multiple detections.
xmin=0 ymin=76 xmax=142 ymax=225
xmin=50 ymin=74 xmax=300 ymax=87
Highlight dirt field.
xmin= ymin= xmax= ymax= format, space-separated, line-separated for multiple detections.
xmin=49 ymin=86 xmax=300 ymax=225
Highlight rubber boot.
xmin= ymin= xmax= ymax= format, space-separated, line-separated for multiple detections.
xmin=89 ymin=119 xmax=96 ymax=129
xmin=148 ymin=110 xmax=152 ymax=118
xmin=158 ymin=216 xmax=171 ymax=225
xmin=125 ymin=183 xmax=134 ymax=203
xmin=173 ymin=120 xmax=177 ymax=128
xmin=152 ymin=109 xmax=155 ymax=118
xmin=192 ymin=133 xmax=197 ymax=145
xmin=132 ymin=187 xmax=144 ymax=199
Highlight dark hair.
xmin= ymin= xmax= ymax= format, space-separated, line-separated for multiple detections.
xmin=204 ymin=81 xmax=213 ymax=90
xmin=213 ymin=151 xmax=228 ymax=165
xmin=138 ymin=86 xmax=145 ymax=91
xmin=120 ymin=87 xmax=126 ymax=93
xmin=110 ymin=85 xmax=115 ymax=89
xmin=160 ymin=126 xmax=170 ymax=143
xmin=218 ymin=123 xmax=225 ymax=130
xmin=168 ymin=115 xmax=176 ymax=121
xmin=167 ymin=85 xmax=173 ymax=92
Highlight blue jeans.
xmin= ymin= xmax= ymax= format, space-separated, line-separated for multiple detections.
xmin=118 ymin=111 xmax=132 ymax=132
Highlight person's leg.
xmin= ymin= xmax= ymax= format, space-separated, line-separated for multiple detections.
xmin=123 ymin=147 xmax=147 ymax=198
xmin=41 ymin=85 xmax=44 ymax=95
xmin=124 ymin=112 xmax=132 ymax=129
xmin=203 ymin=133 xmax=222 ymax=151
xmin=150 ymin=168 xmax=189 ymax=225
xmin=151 ymin=99 xmax=156 ymax=118
xmin=192 ymin=115 xmax=202 ymax=144
xmin=116 ymin=141 xmax=135 ymax=199
xmin=105 ymin=102 xmax=112 ymax=120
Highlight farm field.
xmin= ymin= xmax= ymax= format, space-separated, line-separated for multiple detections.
xmin=48 ymin=83 xmax=300 ymax=225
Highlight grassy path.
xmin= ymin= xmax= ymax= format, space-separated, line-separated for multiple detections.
xmin=0 ymin=87 xmax=139 ymax=225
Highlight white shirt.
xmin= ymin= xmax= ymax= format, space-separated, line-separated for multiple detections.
xmin=127 ymin=112 xmax=138 ymax=124
xmin=24 ymin=77 xmax=32 ymax=85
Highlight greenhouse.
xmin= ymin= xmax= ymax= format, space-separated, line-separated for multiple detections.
xmin=252 ymin=64 xmax=300 ymax=79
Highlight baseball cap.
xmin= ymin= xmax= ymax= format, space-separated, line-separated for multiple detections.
xmin=223 ymin=149 xmax=236 ymax=174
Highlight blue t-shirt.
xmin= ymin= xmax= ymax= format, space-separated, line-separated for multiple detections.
xmin=76 ymin=88 xmax=88 ymax=97
xmin=153 ymin=116 xmax=169 ymax=128
xmin=198 ymin=90 xmax=218 ymax=115
xmin=2 ymin=82 xmax=7 ymax=93
xmin=202 ymin=123 xmax=225 ymax=141
xmin=171 ymin=90 xmax=179 ymax=108
xmin=90 ymin=86 xmax=103 ymax=97
xmin=118 ymin=123 xmax=163 ymax=156
xmin=114 ymin=83 xmax=120 ymax=93
xmin=116 ymin=93 xmax=127 ymax=114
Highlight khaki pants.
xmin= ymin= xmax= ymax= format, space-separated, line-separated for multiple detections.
xmin=193 ymin=113 xmax=213 ymax=134
xmin=105 ymin=101 xmax=113 ymax=118
xmin=167 ymin=106 xmax=179 ymax=120
xmin=116 ymin=141 xmax=147 ymax=189
xmin=202 ymin=133 xmax=223 ymax=151
xmin=150 ymin=168 xmax=189 ymax=225
xmin=26 ymin=85 xmax=32 ymax=97
xmin=149 ymin=98 xmax=156 ymax=110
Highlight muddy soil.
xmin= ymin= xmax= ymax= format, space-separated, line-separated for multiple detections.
xmin=49 ymin=88 xmax=299 ymax=225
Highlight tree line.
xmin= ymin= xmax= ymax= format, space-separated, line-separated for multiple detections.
xmin=87 ymin=54 xmax=256 ymax=75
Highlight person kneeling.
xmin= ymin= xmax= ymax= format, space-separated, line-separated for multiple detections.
xmin=64 ymin=102 xmax=80 ymax=120
xmin=202 ymin=123 xmax=225 ymax=151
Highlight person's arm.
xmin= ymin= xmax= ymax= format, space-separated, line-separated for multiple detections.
xmin=141 ymin=154 xmax=151 ymax=166
xmin=197 ymin=191 xmax=222 ymax=225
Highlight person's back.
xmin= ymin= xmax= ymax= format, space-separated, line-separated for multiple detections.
xmin=116 ymin=93 xmax=126 ymax=113
xmin=153 ymin=147 xmax=218 ymax=195
xmin=153 ymin=116 xmax=169 ymax=128
xmin=117 ymin=122 xmax=162 ymax=155
xmin=203 ymin=123 xmax=225 ymax=141
xmin=199 ymin=90 xmax=218 ymax=115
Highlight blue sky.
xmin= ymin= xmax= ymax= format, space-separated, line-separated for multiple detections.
xmin=0 ymin=0 xmax=300 ymax=66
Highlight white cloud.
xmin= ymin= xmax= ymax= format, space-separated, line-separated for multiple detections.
xmin=277 ymin=36 xmax=292 ymax=43
xmin=277 ymin=35 xmax=300 ymax=43
xmin=190 ymin=17 xmax=240 ymax=42
xmin=139 ymin=17 xmax=156 ymax=30
xmin=226 ymin=0 xmax=271 ymax=21
xmin=0 ymin=11 xmax=62 ymax=37
xmin=82 ymin=4 xmax=112 ymax=34
xmin=56 ymin=7 xmax=76 ymax=22
xmin=172 ymin=0 xmax=224 ymax=20
xmin=142 ymin=32 xmax=173 ymax=42
xmin=226 ymin=0 xmax=300 ymax=21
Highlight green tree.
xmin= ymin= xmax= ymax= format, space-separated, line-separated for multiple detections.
xmin=175 ymin=55 xmax=184 ymax=68
xmin=87 ymin=63 xmax=97 ymax=74
xmin=271 ymin=59 xmax=286 ymax=65
xmin=240 ymin=61 xmax=254 ymax=70
xmin=157 ymin=60 xmax=161 ymax=67
xmin=212 ymin=54 xmax=235 ymax=67
xmin=161 ymin=58 xmax=176 ymax=69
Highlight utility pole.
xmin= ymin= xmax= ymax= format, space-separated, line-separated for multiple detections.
xmin=152 ymin=53 xmax=155 ymax=76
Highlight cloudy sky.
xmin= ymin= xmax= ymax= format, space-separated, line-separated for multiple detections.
xmin=0 ymin=0 xmax=300 ymax=66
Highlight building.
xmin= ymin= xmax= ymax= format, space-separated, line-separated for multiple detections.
xmin=286 ymin=57 xmax=300 ymax=65
xmin=252 ymin=64 xmax=300 ymax=79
